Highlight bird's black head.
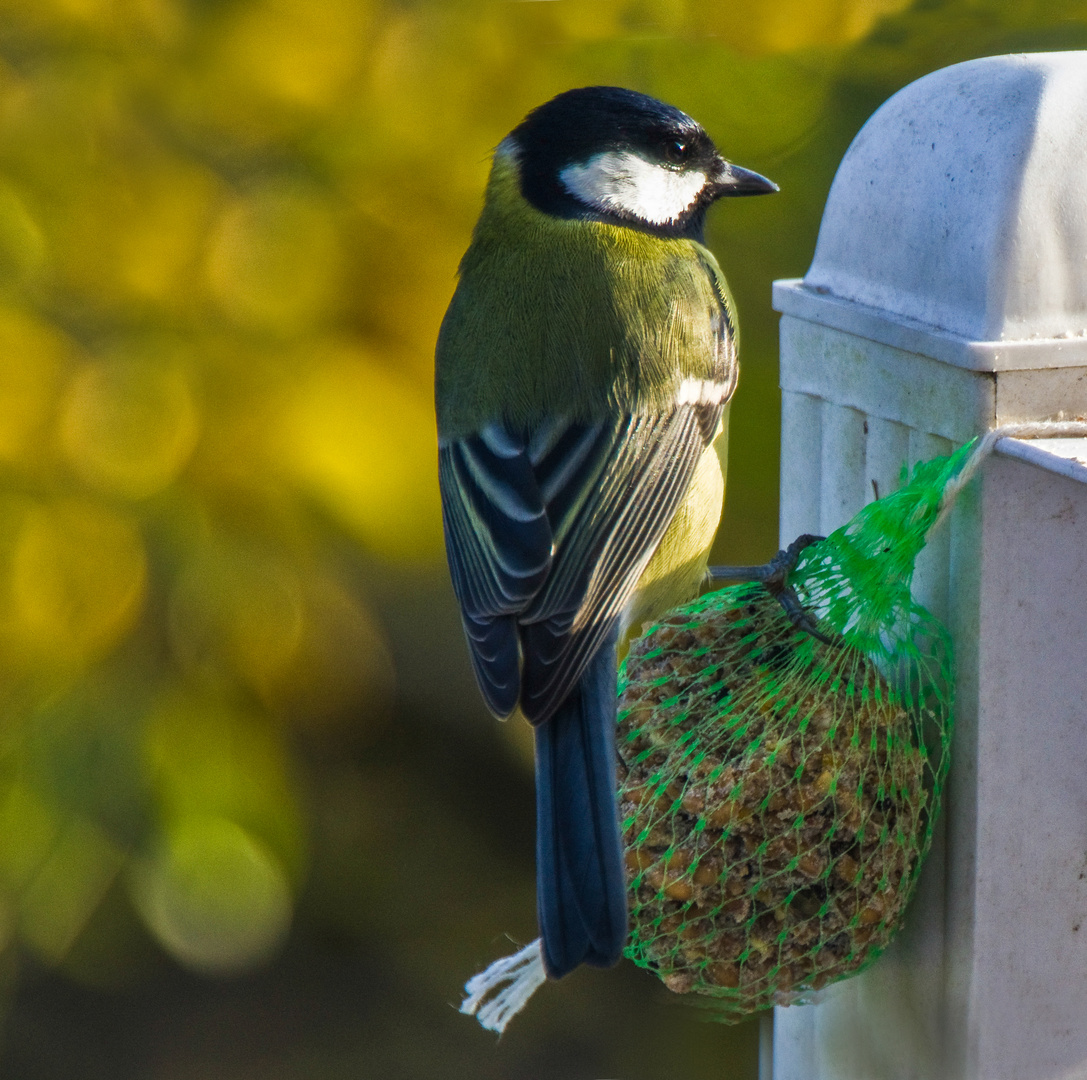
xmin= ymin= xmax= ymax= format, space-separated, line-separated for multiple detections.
xmin=505 ymin=86 xmax=776 ymax=241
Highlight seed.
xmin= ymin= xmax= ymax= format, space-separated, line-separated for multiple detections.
xmin=662 ymin=971 xmax=696 ymax=994
xmin=704 ymin=962 xmax=740 ymax=988
xmin=664 ymin=878 xmax=693 ymax=902
xmin=857 ymin=898 xmax=884 ymax=925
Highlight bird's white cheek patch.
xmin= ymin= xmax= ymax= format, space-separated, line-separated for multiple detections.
xmin=560 ymin=151 xmax=706 ymax=226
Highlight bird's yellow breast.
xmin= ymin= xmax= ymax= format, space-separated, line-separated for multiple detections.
xmin=621 ymin=409 xmax=729 ymax=654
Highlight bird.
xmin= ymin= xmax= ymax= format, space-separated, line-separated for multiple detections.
xmin=435 ymin=86 xmax=777 ymax=982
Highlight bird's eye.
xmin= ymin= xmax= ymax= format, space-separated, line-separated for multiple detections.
xmin=663 ymin=139 xmax=687 ymax=164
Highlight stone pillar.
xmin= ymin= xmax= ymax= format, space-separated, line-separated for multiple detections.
xmin=770 ymin=51 xmax=1087 ymax=1080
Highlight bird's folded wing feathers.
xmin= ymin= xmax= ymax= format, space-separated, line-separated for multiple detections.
xmin=439 ymin=425 xmax=553 ymax=716
xmin=438 ymin=399 xmax=723 ymax=724
xmin=519 ymin=408 xmax=710 ymax=722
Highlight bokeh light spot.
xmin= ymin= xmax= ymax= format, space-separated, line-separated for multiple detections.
xmin=110 ymin=160 xmax=223 ymax=309
xmin=206 ymin=181 xmax=342 ymax=334
xmin=7 ymin=500 xmax=146 ymax=666
xmin=59 ymin=352 xmax=200 ymax=499
xmin=168 ymin=543 xmax=394 ymax=728
xmin=131 ymin=814 xmax=292 ymax=975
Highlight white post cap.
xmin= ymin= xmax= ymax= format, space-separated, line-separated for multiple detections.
xmin=775 ymin=52 xmax=1087 ymax=370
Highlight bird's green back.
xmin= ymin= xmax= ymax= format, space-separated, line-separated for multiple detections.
xmin=435 ymin=147 xmax=736 ymax=438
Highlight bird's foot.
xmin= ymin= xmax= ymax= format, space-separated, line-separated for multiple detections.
xmin=709 ymin=534 xmax=839 ymax=647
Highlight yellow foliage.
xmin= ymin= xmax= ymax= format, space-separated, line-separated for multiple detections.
xmin=109 ymin=160 xmax=224 ymax=309
xmin=276 ymin=342 xmax=443 ymax=561
xmin=4 ymin=499 xmax=146 ymax=667
xmin=0 ymin=307 xmax=72 ymax=466
xmin=0 ymin=0 xmax=182 ymax=38
xmin=59 ymin=349 xmax=200 ymax=498
xmin=206 ymin=181 xmax=343 ymax=334
xmin=215 ymin=0 xmax=373 ymax=110
xmin=699 ymin=0 xmax=914 ymax=56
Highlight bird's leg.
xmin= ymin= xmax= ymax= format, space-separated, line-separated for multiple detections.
xmin=709 ymin=534 xmax=840 ymax=647
xmin=710 ymin=533 xmax=823 ymax=585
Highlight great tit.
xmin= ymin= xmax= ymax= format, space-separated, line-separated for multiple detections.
xmin=436 ymin=86 xmax=777 ymax=981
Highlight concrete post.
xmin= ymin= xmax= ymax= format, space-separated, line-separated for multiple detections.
xmin=769 ymin=52 xmax=1087 ymax=1080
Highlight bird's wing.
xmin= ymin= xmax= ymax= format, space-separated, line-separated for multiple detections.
xmin=518 ymin=402 xmax=721 ymax=723
xmin=439 ymin=393 xmax=726 ymax=725
xmin=438 ymin=423 xmax=555 ymax=717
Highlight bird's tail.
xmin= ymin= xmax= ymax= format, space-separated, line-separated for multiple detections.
xmin=533 ymin=639 xmax=627 ymax=978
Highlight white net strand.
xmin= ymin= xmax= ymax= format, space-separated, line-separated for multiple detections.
xmin=460 ymin=938 xmax=547 ymax=1034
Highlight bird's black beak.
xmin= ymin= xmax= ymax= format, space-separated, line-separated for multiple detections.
xmin=710 ymin=157 xmax=778 ymax=197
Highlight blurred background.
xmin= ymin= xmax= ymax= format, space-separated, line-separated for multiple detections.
xmin=0 ymin=1 xmax=1084 ymax=1076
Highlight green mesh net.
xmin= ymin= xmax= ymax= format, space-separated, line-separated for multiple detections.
xmin=616 ymin=444 xmax=969 ymax=1019
xmin=463 ymin=424 xmax=1087 ymax=1036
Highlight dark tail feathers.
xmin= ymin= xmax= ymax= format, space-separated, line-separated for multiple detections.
xmin=534 ymin=639 xmax=627 ymax=979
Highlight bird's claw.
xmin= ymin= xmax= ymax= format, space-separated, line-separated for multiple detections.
xmin=709 ymin=534 xmax=840 ymax=647
xmin=772 ymin=583 xmax=839 ymax=647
